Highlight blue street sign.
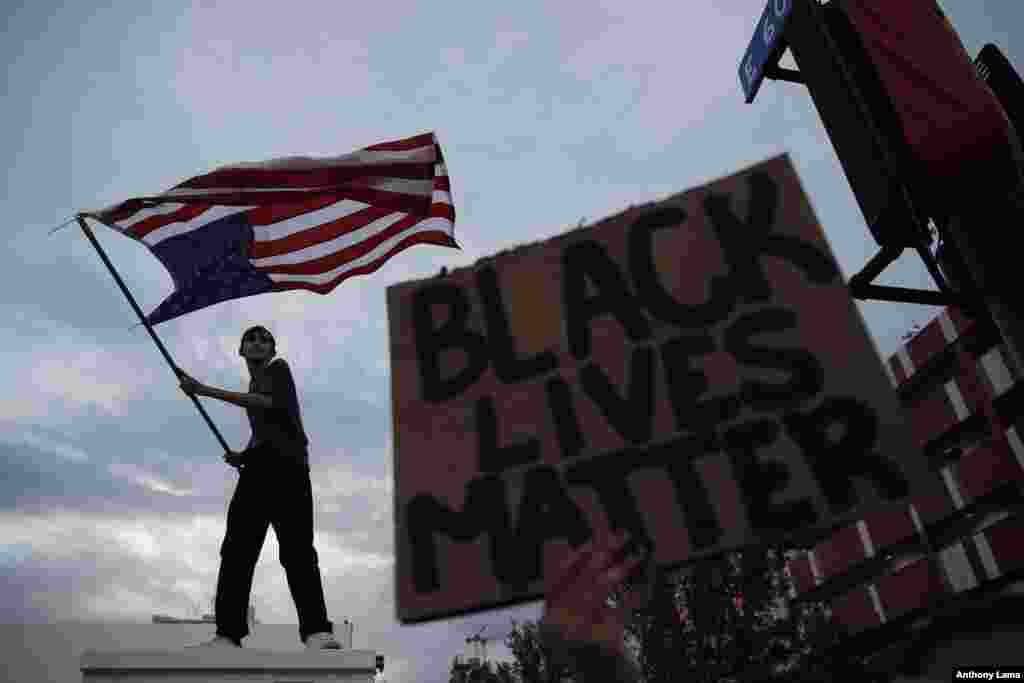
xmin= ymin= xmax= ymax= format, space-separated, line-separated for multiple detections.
xmin=739 ymin=0 xmax=794 ymax=103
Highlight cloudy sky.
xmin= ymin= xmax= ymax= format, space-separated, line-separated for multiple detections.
xmin=2 ymin=1 xmax=1022 ymax=681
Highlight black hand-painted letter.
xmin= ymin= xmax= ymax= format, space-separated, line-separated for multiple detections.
xmin=476 ymin=264 xmax=559 ymax=383
xmin=507 ymin=465 xmax=592 ymax=590
xmin=724 ymin=307 xmax=824 ymax=412
xmin=407 ymin=474 xmax=510 ymax=593
xmin=723 ymin=418 xmax=819 ymax=534
xmin=628 ymin=206 xmax=736 ymax=329
xmin=579 ymin=345 xmax=656 ymax=445
xmin=545 ymin=377 xmax=586 ymax=461
xmin=562 ymin=240 xmax=652 ymax=361
xmin=413 ymin=284 xmax=488 ymax=402
xmin=784 ymin=396 xmax=909 ymax=514
xmin=703 ymin=172 xmax=839 ymax=303
xmin=660 ymin=333 xmax=742 ymax=434
xmin=476 ymin=396 xmax=541 ymax=474
xmin=565 ymin=436 xmax=724 ymax=556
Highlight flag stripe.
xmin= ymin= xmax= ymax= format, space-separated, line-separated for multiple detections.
xmin=330 ymin=186 xmax=435 ymax=214
xmin=364 ymin=133 xmax=437 ymax=152
xmin=430 ymin=202 xmax=455 ymax=221
xmin=160 ymin=175 xmax=435 ymax=198
xmin=179 ymin=161 xmax=437 ymax=190
xmin=91 ymin=199 xmax=160 ymax=226
xmin=353 ymin=145 xmax=437 ymax=164
xmin=246 ymin=195 xmax=350 ymax=227
xmin=257 ymin=212 xmax=420 ymax=274
xmin=130 ymin=186 xmax=432 ymax=215
xmin=214 ymin=143 xmax=434 ymax=171
xmin=363 ymin=177 xmax=435 ymax=196
xmin=251 ymin=199 xmax=372 ymax=238
xmin=250 ymin=205 xmax=398 ymax=261
xmin=269 ymin=222 xmax=457 ymax=292
xmin=141 ymin=205 xmax=255 ymax=247
xmin=128 ymin=203 xmax=213 ymax=239
xmin=118 ymin=202 xmax=188 ymax=232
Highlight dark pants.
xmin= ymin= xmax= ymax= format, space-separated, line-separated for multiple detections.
xmin=215 ymin=459 xmax=332 ymax=644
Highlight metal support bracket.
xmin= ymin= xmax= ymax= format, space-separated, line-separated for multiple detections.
xmin=764 ymin=64 xmax=805 ymax=84
xmin=847 ymin=240 xmax=970 ymax=308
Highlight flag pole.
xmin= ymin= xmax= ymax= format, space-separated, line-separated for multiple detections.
xmin=75 ymin=215 xmax=232 ymax=455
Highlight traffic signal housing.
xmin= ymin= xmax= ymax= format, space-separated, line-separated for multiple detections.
xmin=782 ymin=0 xmax=1023 ymax=245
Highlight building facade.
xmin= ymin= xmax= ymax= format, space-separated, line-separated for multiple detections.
xmin=784 ymin=305 xmax=1024 ymax=672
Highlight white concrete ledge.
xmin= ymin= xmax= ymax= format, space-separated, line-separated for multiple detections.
xmin=81 ymin=648 xmax=377 ymax=682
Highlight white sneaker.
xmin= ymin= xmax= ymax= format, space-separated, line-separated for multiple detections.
xmin=188 ymin=635 xmax=241 ymax=648
xmin=304 ymin=632 xmax=342 ymax=650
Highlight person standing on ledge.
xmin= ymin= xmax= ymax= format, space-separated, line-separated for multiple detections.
xmin=177 ymin=325 xmax=340 ymax=651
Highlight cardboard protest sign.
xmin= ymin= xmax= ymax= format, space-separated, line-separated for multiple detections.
xmin=386 ymin=155 xmax=928 ymax=623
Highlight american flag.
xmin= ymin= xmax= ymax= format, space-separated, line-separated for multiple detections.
xmin=82 ymin=132 xmax=457 ymax=325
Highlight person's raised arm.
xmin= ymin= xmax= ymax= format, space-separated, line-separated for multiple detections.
xmin=177 ymin=369 xmax=272 ymax=410
xmin=540 ymin=531 xmax=646 ymax=683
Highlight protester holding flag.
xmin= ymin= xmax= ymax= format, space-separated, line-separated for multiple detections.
xmin=178 ymin=325 xmax=340 ymax=650
xmin=72 ymin=132 xmax=458 ymax=648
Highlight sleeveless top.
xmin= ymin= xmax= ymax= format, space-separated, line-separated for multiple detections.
xmin=245 ymin=357 xmax=309 ymax=467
